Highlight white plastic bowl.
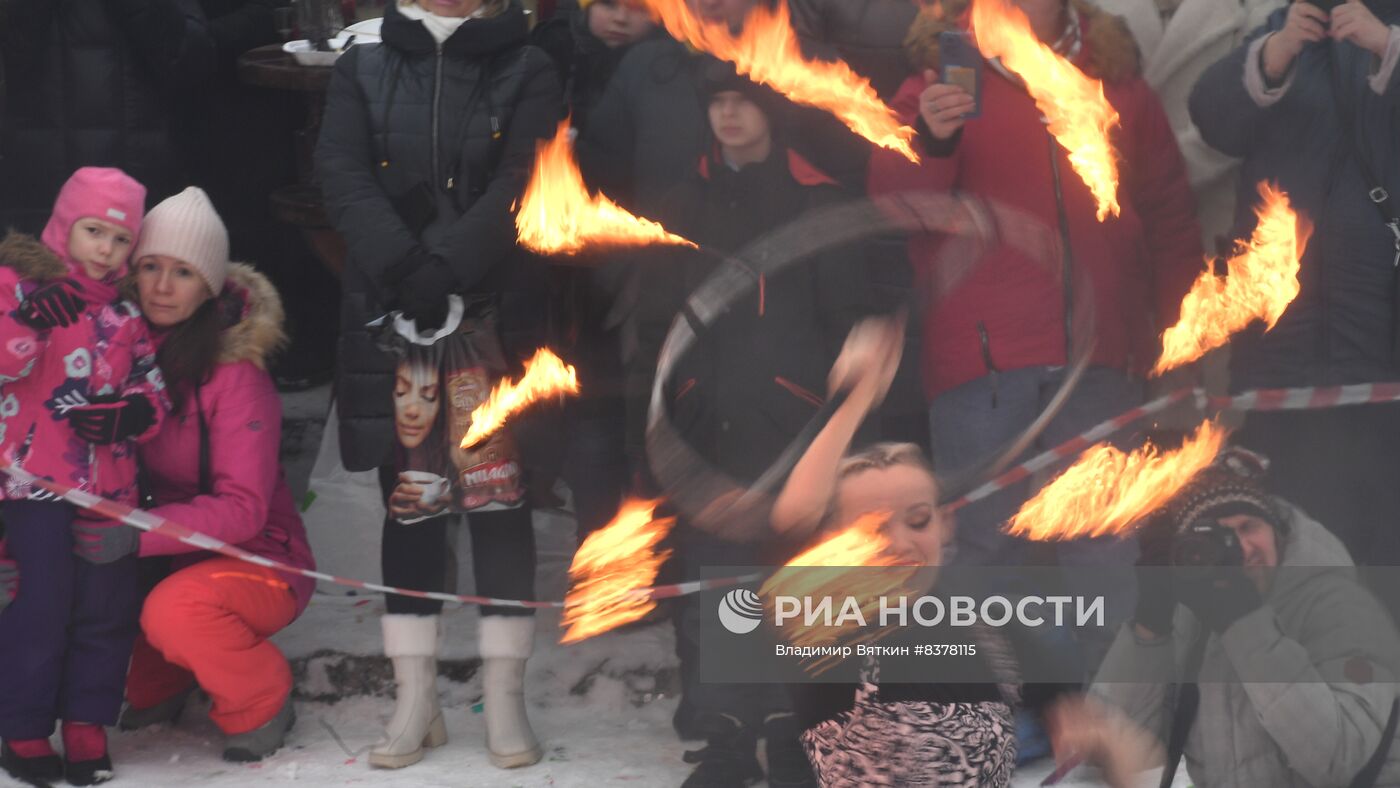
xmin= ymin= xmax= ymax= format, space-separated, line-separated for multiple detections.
xmin=282 ymin=35 xmax=367 ymax=67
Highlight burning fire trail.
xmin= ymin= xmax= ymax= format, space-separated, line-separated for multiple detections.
xmin=460 ymin=348 xmax=580 ymax=448
xmin=1007 ymin=421 xmax=1228 ymax=541
xmin=969 ymin=0 xmax=1120 ymax=220
xmin=562 ymin=499 xmax=675 ymax=643
xmin=761 ymin=513 xmax=923 ymax=673
xmin=1153 ymin=183 xmax=1311 ymax=375
xmin=642 ymin=0 xmax=917 ymax=162
xmin=515 ymin=121 xmax=697 ymax=255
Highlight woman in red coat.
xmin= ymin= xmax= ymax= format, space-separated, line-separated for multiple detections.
xmin=867 ymin=0 xmax=1203 ymax=666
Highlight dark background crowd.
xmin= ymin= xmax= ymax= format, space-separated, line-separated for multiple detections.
xmin=0 ymin=0 xmax=1398 ymax=786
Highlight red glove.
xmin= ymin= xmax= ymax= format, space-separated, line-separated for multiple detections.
xmin=68 ymin=394 xmax=157 ymax=445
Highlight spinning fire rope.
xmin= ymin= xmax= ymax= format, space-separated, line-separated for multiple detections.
xmin=460 ymin=347 xmax=581 ymax=448
xmin=561 ymin=499 xmax=675 ymax=643
xmin=1153 ymin=183 xmax=1311 ymax=375
xmin=515 ymin=121 xmax=697 ymax=256
xmin=1005 ymin=421 xmax=1229 ymax=541
xmin=642 ymin=0 xmax=918 ymax=161
xmin=969 ymin=0 xmax=1122 ymax=220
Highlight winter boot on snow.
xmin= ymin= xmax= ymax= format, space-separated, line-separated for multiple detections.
xmin=763 ymin=712 xmax=816 ymax=787
xmin=1 ymin=739 xmax=64 ymax=784
xmin=119 ymin=687 xmax=194 ymax=731
xmin=369 ymin=615 xmax=448 ymax=769
xmin=61 ymin=722 xmax=114 ymax=786
xmin=681 ymin=713 xmax=762 ymax=788
xmin=223 ymin=696 xmax=296 ymax=762
xmin=479 ymin=615 xmax=542 ymax=769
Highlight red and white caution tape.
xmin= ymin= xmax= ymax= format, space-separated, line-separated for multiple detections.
xmin=6 ymin=381 xmax=1397 ymax=607
xmin=0 ymin=464 xmax=758 ymax=608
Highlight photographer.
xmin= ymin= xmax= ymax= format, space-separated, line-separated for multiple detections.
xmin=1091 ymin=450 xmax=1400 ymax=787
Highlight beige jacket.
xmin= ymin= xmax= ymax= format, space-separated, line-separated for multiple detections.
xmin=1091 ymin=0 xmax=1283 ymax=249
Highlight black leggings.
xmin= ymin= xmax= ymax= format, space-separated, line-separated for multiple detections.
xmin=379 ymin=467 xmax=537 ymax=618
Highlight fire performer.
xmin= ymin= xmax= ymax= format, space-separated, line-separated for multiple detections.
xmin=1187 ymin=0 xmax=1400 ymax=575
xmin=868 ymin=0 xmax=1203 ymax=667
xmin=1090 ymin=449 xmax=1400 ymax=787
xmin=624 ymin=63 xmax=880 ymax=787
xmin=772 ymin=317 xmax=1083 ymax=787
xmin=315 ymin=0 xmax=562 ymax=772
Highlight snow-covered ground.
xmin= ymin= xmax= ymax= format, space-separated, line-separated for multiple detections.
xmin=1 ymin=386 xmax=1190 ymax=788
xmin=1 ymin=515 xmax=1183 ymax=788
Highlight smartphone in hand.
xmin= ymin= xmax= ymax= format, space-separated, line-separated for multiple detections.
xmin=938 ymin=31 xmax=983 ymax=119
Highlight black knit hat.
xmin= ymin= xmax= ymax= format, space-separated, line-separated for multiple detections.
xmin=1164 ymin=447 xmax=1286 ymax=535
xmin=697 ymin=58 xmax=790 ymax=125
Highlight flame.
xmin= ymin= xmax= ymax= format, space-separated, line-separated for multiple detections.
xmin=760 ymin=512 xmax=923 ymax=674
xmin=460 ymin=348 xmax=581 ymax=448
xmin=515 ymin=121 xmax=697 ymax=255
xmin=561 ymin=499 xmax=675 ymax=644
xmin=642 ymin=0 xmax=917 ymax=162
xmin=1153 ymin=183 xmax=1311 ymax=375
xmin=1007 ymin=421 xmax=1228 ymax=541
xmin=969 ymin=0 xmax=1120 ymax=220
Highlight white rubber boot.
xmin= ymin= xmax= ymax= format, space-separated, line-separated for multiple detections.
xmin=369 ymin=615 xmax=448 ymax=769
xmin=479 ymin=616 xmax=542 ymax=769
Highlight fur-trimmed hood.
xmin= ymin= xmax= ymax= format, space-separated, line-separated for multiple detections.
xmin=905 ymin=0 xmax=1141 ymax=83
xmin=217 ymin=263 xmax=287 ymax=369
xmin=0 ymin=231 xmax=69 ymax=281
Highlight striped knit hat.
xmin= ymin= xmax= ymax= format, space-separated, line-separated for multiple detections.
xmin=1165 ymin=447 xmax=1286 ymax=536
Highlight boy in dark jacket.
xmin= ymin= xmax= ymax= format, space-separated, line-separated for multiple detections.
xmin=530 ymin=0 xmax=664 ymax=539
xmin=628 ymin=62 xmax=878 ymax=788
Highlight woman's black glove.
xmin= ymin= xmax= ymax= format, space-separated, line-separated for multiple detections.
xmin=395 ymin=257 xmax=457 ymax=332
xmin=15 ymin=279 xmax=86 ymax=330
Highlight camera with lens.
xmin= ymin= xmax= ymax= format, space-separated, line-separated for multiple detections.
xmin=1171 ymin=518 xmax=1244 ymax=567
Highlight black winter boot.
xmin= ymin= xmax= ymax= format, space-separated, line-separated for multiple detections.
xmin=62 ymin=754 xmax=114 ymax=786
xmin=764 ymin=712 xmax=817 ymax=787
xmin=1 ymin=741 xmax=64 ymax=785
xmin=680 ymin=714 xmax=762 ymax=788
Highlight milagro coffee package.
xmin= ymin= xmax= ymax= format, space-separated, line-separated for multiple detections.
xmin=376 ymin=296 xmax=524 ymax=524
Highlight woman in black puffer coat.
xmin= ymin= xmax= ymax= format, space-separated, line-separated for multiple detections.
xmin=316 ymin=0 xmax=560 ymax=772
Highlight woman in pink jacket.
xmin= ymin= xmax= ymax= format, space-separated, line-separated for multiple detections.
xmin=101 ymin=187 xmax=317 ymax=763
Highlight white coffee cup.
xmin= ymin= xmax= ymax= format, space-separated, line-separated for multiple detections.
xmin=400 ymin=471 xmax=450 ymax=507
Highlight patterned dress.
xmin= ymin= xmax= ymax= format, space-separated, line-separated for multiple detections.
xmin=801 ymin=628 xmax=1022 ymax=787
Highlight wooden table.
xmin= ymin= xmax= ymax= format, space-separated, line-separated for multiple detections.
xmin=237 ymin=44 xmax=345 ymax=277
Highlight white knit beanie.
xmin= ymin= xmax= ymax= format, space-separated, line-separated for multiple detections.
xmin=133 ymin=187 xmax=229 ymax=295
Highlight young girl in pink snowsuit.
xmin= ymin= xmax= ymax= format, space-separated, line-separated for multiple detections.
xmin=0 ymin=168 xmax=169 ymax=786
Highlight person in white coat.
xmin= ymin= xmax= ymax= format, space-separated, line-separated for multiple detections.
xmin=1092 ymin=0 xmax=1283 ymax=252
